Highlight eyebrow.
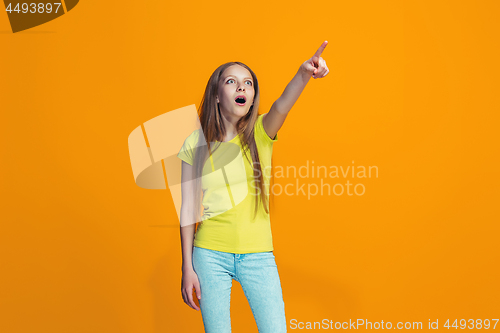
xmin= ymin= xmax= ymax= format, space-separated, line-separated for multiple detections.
xmin=224 ymin=76 xmax=253 ymax=81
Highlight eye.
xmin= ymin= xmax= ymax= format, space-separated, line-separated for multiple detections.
xmin=226 ymin=79 xmax=235 ymax=84
xmin=245 ymin=80 xmax=253 ymax=86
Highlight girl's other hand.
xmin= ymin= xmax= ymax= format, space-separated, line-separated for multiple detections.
xmin=300 ymin=40 xmax=329 ymax=79
xmin=181 ymin=267 xmax=201 ymax=311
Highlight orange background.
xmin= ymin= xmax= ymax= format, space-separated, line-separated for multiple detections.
xmin=1 ymin=1 xmax=499 ymax=332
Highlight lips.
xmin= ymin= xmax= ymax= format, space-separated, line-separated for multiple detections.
xmin=235 ymin=95 xmax=246 ymax=105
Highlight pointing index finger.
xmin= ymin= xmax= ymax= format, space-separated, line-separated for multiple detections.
xmin=313 ymin=40 xmax=328 ymax=60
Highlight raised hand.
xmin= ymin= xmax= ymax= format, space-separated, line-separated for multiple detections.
xmin=301 ymin=40 xmax=329 ymax=79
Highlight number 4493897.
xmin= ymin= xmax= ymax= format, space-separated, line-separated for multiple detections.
xmin=6 ymin=3 xmax=62 ymax=14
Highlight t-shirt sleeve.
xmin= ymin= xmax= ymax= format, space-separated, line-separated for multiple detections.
xmin=177 ymin=130 xmax=199 ymax=166
xmin=256 ymin=113 xmax=278 ymax=145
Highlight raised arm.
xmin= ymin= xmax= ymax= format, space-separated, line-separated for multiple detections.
xmin=262 ymin=40 xmax=330 ymax=139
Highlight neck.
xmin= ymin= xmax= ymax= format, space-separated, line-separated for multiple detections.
xmin=220 ymin=112 xmax=240 ymax=142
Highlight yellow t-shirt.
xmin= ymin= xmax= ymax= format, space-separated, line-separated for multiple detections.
xmin=177 ymin=113 xmax=278 ymax=253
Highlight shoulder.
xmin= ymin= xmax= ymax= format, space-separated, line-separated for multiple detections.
xmin=178 ymin=128 xmax=204 ymax=165
xmin=255 ymin=113 xmax=265 ymax=132
xmin=182 ymin=128 xmax=203 ymax=146
xmin=255 ymin=113 xmax=278 ymax=144
xmin=178 ymin=128 xmax=203 ymax=155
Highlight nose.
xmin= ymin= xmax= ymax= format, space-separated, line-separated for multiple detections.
xmin=237 ymin=84 xmax=245 ymax=92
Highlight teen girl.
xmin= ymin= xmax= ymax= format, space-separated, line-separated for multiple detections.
xmin=177 ymin=41 xmax=329 ymax=332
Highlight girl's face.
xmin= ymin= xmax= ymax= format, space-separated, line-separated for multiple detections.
xmin=217 ymin=65 xmax=255 ymax=119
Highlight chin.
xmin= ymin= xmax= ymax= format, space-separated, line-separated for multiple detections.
xmin=241 ymin=108 xmax=252 ymax=116
xmin=233 ymin=107 xmax=249 ymax=116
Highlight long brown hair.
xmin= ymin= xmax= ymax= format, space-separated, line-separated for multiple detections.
xmin=189 ymin=62 xmax=269 ymax=224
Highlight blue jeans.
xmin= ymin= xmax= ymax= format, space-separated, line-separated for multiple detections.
xmin=192 ymin=246 xmax=287 ymax=332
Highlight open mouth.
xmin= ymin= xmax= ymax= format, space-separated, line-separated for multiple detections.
xmin=235 ymin=96 xmax=246 ymax=105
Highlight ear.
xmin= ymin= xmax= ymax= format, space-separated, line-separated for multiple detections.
xmin=216 ymin=96 xmax=219 ymax=103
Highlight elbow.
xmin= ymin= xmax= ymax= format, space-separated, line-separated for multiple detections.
xmin=271 ymin=100 xmax=290 ymax=115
